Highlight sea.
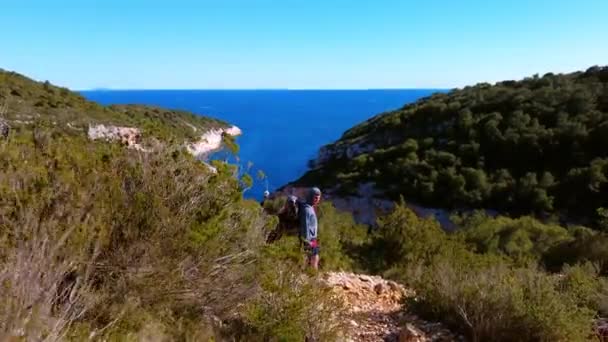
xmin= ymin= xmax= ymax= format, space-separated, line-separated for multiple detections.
xmin=81 ymin=89 xmax=442 ymax=200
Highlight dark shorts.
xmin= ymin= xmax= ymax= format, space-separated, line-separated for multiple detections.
xmin=306 ymin=239 xmax=319 ymax=256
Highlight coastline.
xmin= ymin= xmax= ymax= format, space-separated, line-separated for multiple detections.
xmin=185 ymin=125 xmax=242 ymax=159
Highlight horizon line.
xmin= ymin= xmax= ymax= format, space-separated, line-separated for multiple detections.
xmin=76 ymin=87 xmax=453 ymax=92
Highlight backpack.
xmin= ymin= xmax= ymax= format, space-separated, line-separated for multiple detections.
xmin=282 ymin=195 xmax=300 ymax=222
xmin=266 ymin=195 xmax=300 ymax=243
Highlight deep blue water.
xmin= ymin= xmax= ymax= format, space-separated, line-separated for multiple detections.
xmin=81 ymin=89 xmax=442 ymax=200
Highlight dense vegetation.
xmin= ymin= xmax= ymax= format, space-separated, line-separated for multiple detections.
xmin=5 ymin=67 xmax=608 ymax=341
xmin=0 ymin=70 xmax=367 ymax=341
xmin=0 ymin=128 xmax=369 ymax=341
xmin=361 ymin=200 xmax=608 ymax=341
xmin=294 ymin=66 xmax=608 ymax=226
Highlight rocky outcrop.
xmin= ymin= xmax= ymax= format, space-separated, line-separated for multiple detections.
xmin=322 ymin=272 xmax=459 ymax=341
xmin=277 ymin=183 xmax=462 ymax=230
xmin=277 ymin=183 xmax=393 ymax=226
xmin=87 ymin=124 xmax=144 ymax=150
xmin=185 ymin=125 xmax=242 ymax=160
xmin=328 ymin=182 xmax=395 ymax=226
xmin=87 ymin=123 xmax=242 ymax=163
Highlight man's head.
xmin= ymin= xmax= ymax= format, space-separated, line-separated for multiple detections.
xmin=263 ymin=190 xmax=270 ymax=198
xmin=307 ymin=187 xmax=322 ymax=206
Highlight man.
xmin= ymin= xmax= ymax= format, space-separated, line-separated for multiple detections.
xmin=299 ymin=187 xmax=321 ymax=270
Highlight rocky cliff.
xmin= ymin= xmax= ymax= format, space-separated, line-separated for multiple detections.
xmin=185 ymin=125 xmax=242 ymax=160
xmin=87 ymin=123 xmax=242 ymax=168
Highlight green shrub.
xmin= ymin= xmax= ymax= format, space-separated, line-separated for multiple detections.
xmin=0 ymin=129 xmax=273 ymax=340
xmin=543 ymin=228 xmax=608 ymax=274
xmin=315 ymin=201 xmax=369 ymax=271
xmin=558 ymin=262 xmax=608 ymax=312
xmin=454 ymin=213 xmax=571 ymax=266
xmin=365 ymin=199 xmax=489 ymax=276
xmin=242 ymin=238 xmax=347 ymax=342
xmin=369 ymin=202 xmax=598 ymax=342
xmin=407 ymin=260 xmax=594 ymax=342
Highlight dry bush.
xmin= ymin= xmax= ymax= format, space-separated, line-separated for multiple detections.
xmin=407 ymin=261 xmax=594 ymax=342
xmin=0 ymin=129 xmax=275 ymax=340
xmin=241 ymin=238 xmax=348 ymax=342
xmin=0 ymin=199 xmax=99 ymax=341
xmin=370 ymin=202 xmax=597 ymax=342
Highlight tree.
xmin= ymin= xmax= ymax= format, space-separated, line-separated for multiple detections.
xmin=291 ymin=66 xmax=608 ymax=227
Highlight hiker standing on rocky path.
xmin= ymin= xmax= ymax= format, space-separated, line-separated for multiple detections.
xmin=299 ymin=187 xmax=321 ymax=270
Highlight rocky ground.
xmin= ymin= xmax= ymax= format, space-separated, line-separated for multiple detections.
xmin=321 ymin=272 xmax=461 ymax=342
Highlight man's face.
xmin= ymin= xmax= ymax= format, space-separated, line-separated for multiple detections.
xmin=312 ymin=194 xmax=321 ymax=206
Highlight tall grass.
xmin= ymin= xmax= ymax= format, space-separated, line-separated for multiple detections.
xmin=0 ymin=127 xmax=272 ymax=340
xmin=0 ymin=127 xmax=354 ymax=340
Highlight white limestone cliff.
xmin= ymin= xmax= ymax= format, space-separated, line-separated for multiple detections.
xmin=185 ymin=125 xmax=242 ymax=160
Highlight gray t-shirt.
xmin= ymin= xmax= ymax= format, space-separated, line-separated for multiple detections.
xmin=298 ymin=201 xmax=318 ymax=242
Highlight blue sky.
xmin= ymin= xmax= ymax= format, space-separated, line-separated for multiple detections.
xmin=1 ymin=0 xmax=607 ymax=89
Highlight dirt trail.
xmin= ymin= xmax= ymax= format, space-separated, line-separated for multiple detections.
xmin=321 ymin=272 xmax=460 ymax=342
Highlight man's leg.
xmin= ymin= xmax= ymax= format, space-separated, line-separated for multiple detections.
xmin=309 ymin=244 xmax=320 ymax=270
xmin=310 ymin=253 xmax=319 ymax=270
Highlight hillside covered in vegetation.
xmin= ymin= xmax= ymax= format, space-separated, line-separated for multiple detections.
xmin=0 ymin=69 xmax=229 ymax=143
xmin=0 ymin=69 xmax=375 ymax=341
xmin=292 ymin=66 xmax=608 ymax=226
xmin=5 ymin=68 xmax=608 ymax=341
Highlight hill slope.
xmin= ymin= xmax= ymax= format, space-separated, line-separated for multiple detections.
xmin=0 ymin=69 xmax=267 ymax=340
xmin=6 ymin=68 xmax=445 ymax=342
xmin=289 ymin=66 xmax=608 ymax=226
xmin=0 ymin=69 xmax=230 ymax=144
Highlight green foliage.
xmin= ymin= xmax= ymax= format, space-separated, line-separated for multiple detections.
xmin=0 ymin=128 xmax=274 ymax=340
xmin=315 ymin=202 xmax=369 ymax=271
xmin=222 ymin=132 xmax=240 ymax=155
xmin=240 ymin=172 xmax=253 ymax=191
xmin=455 ymin=214 xmax=571 ymax=266
xmin=0 ymin=70 xmax=360 ymax=341
xmin=559 ymin=262 xmax=608 ymax=313
xmin=0 ymin=69 xmax=229 ymax=143
xmin=543 ymin=228 xmax=608 ymax=275
xmin=407 ymin=261 xmax=595 ymax=342
xmin=0 ymin=126 xmax=364 ymax=341
xmin=598 ymin=207 xmax=608 ymax=231
xmin=242 ymin=239 xmax=347 ymax=342
xmin=293 ymin=66 xmax=608 ymax=226
xmin=375 ymin=198 xmax=455 ymax=267
xmin=366 ymin=202 xmax=600 ymax=342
